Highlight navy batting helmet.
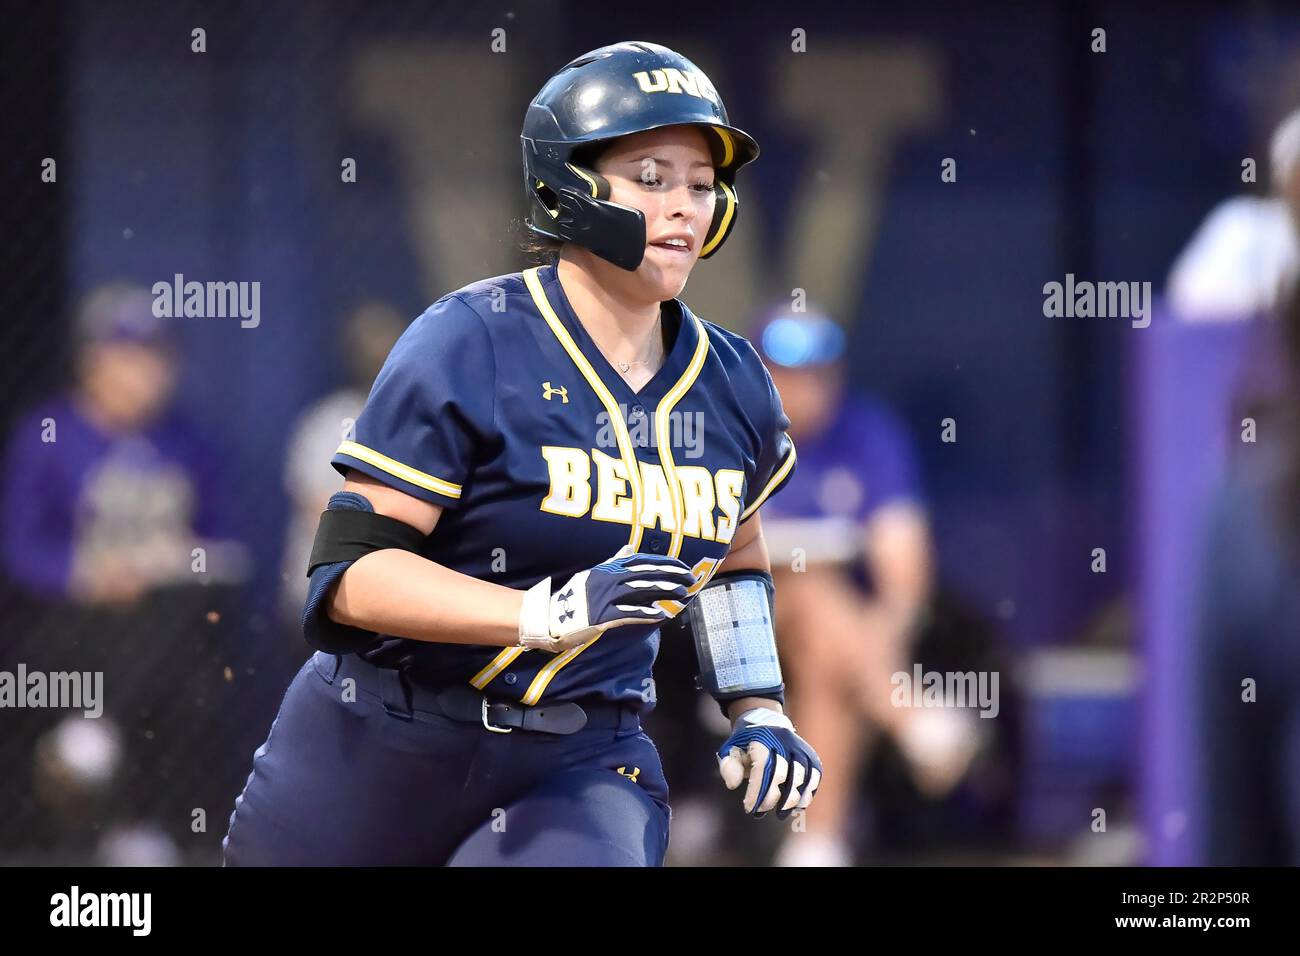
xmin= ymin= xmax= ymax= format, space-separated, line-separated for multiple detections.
xmin=521 ymin=41 xmax=759 ymax=271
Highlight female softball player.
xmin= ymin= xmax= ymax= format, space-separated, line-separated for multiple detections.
xmin=223 ymin=40 xmax=821 ymax=866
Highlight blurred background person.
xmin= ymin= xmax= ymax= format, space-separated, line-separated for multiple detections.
xmin=1142 ymin=103 xmax=1300 ymax=866
xmin=278 ymin=300 xmax=407 ymax=636
xmin=0 ymin=282 xmax=249 ymax=864
xmin=1167 ymin=108 xmax=1300 ymax=324
xmin=2 ymin=283 xmax=246 ymax=604
xmin=754 ymin=306 xmax=982 ymax=866
xmin=1192 ymin=259 xmax=1300 ymax=866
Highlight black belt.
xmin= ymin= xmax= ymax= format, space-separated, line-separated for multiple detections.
xmin=313 ymin=651 xmax=639 ymax=736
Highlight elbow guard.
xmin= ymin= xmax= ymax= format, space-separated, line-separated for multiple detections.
xmin=684 ymin=570 xmax=785 ymax=714
xmin=302 ymin=490 xmax=428 ymax=654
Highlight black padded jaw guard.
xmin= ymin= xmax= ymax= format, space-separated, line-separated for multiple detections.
xmin=523 ymin=139 xmax=648 ymax=271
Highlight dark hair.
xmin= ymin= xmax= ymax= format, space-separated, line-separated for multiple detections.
xmin=511 ymin=217 xmax=562 ymax=267
xmin=511 ymin=141 xmax=611 ymax=268
xmin=570 ymin=142 xmax=606 ymax=169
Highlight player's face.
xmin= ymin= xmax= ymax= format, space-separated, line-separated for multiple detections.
xmin=769 ymin=363 xmax=842 ymax=440
xmin=80 ymin=341 xmax=177 ymax=428
xmin=594 ymin=126 xmax=716 ymax=300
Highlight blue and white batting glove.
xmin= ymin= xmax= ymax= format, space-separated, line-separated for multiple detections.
xmin=517 ymin=545 xmax=695 ymax=652
xmin=718 ymin=707 xmax=823 ymax=818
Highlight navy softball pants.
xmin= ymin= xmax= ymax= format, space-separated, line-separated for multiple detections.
xmin=223 ymin=652 xmax=671 ymax=866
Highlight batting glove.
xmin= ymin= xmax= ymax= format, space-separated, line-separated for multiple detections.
xmin=518 ymin=545 xmax=694 ymax=652
xmin=718 ymin=707 xmax=823 ymax=818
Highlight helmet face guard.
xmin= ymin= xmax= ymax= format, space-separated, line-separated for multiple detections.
xmin=522 ymin=41 xmax=759 ymax=271
xmin=523 ymin=142 xmax=648 ymax=271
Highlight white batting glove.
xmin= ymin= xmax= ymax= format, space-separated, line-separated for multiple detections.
xmin=718 ymin=707 xmax=823 ymax=818
xmin=518 ymin=546 xmax=694 ymax=653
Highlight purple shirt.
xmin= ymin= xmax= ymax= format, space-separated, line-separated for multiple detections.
xmin=762 ymin=393 xmax=923 ymax=564
xmin=1 ymin=397 xmax=238 ymax=597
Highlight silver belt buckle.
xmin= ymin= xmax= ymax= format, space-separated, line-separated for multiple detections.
xmin=481 ymin=696 xmax=514 ymax=734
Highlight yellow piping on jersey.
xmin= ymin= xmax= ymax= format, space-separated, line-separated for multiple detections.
xmin=516 ymin=268 xmax=711 ymax=706
xmin=656 ymin=313 xmax=709 ymax=560
xmin=335 ymin=440 xmax=463 ymax=499
xmin=740 ymin=439 xmax=797 ymax=522
xmin=479 ymin=267 xmax=648 ymax=701
xmin=523 ymin=266 xmax=645 ymax=550
xmin=646 ymin=315 xmax=708 ymax=618
xmin=469 ymin=646 xmax=525 ymax=689
xmin=520 ymin=633 xmax=602 ymax=706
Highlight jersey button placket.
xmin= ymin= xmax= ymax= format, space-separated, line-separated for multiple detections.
xmin=646 ymin=529 xmax=669 ymax=554
xmin=629 ymin=404 xmax=648 ymax=448
xmin=629 ymin=404 xmax=664 ymax=553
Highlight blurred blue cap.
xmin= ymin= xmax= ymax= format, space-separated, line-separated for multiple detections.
xmin=754 ymin=308 xmax=846 ymax=369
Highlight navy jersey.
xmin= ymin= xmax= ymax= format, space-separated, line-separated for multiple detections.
xmin=330 ymin=263 xmax=796 ymax=711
